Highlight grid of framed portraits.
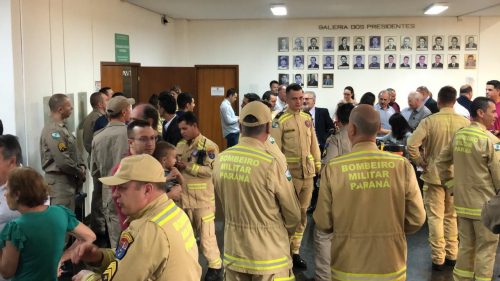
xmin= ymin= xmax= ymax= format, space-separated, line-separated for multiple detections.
xmin=277 ymin=35 xmax=478 ymax=88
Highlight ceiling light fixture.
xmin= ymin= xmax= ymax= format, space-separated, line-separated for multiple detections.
xmin=271 ymin=4 xmax=287 ymax=16
xmin=424 ymin=3 xmax=449 ymax=15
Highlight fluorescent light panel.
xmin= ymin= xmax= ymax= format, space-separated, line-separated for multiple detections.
xmin=271 ymin=5 xmax=287 ymax=16
xmin=424 ymin=3 xmax=449 ymax=15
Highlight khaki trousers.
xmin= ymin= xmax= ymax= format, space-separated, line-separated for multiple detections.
xmin=102 ymin=187 xmax=121 ymax=247
xmin=46 ymin=173 xmax=76 ymax=211
xmin=313 ymin=227 xmax=332 ymax=281
xmin=185 ymin=206 xmax=222 ymax=269
xmin=453 ymin=217 xmax=499 ymax=281
xmin=290 ymin=177 xmax=313 ymax=254
xmin=423 ymin=183 xmax=458 ymax=264
xmin=224 ymin=269 xmax=294 ymax=281
xmin=90 ymin=177 xmax=106 ymax=234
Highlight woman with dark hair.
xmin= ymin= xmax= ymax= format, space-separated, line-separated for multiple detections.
xmin=338 ymin=86 xmax=357 ymax=105
xmin=378 ymin=113 xmax=412 ymax=145
xmin=0 ymin=167 xmax=95 ymax=280
xmin=359 ymin=92 xmax=376 ymax=106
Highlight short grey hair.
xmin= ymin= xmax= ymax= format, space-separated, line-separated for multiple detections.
xmin=305 ymin=91 xmax=316 ymax=100
xmin=407 ymin=91 xmax=422 ymax=101
xmin=378 ymin=90 xmax=389 ymax=98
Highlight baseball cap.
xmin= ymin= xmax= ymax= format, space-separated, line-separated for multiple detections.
xmin=99 ymin=154 xmax=166 ymax=186
xmin=107 ymin=96 xmax=135 ymax=115
xmin=240 ymin=101 xmax=272 ymax=127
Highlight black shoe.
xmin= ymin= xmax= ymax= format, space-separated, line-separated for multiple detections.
xmin=445 ymin=258 xmax=456 ymax=267
xmin=205 ymin=268 xmax=222 ymax=281
xmin=432 ymin=262 xmax=446 ymax=271
xmin=293 ymin=254 xmax=307 ymax=270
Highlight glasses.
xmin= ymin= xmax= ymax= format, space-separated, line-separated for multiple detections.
xmin=131 ymin=136 xmax=156 ymax=143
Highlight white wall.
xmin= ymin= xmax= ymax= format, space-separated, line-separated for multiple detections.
xmin=186 ymin=17 xmax=499 ymax=115
xmin=0 ymin=0 xmax=17 ymax=135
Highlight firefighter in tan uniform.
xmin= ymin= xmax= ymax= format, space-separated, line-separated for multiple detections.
xmin=270 ymin=83 xmax=321 ymax=268
xmin=313 ymin=103 xmax=354 ymax=281
xmin=314 ymin=105 xmax=426 ymax=281
xmin=40 ymin=93 xmax=86 ymax=211
xmin=436 ymin=97 xmax=500 ymax=281
xmin=72 ymin=154 xmax=201 ymax=281
xmin=176 ymin=112 xmax=223 ymax=281
xmin=213 ymin=101 xmax=300 ymax=281
xmin=407 ymin=86 xmax=470 ymax=270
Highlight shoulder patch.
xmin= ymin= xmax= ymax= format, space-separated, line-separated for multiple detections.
xmin=285 ymin=169 xmax=292 ymax=181
xmin=208 ymin=151 xmax=216 ymax=159
xmin=275 ymin=111 xmax=285 ymax=120
xmin=494 ymin=143 xmax=500 ymax=151
xmin=51 ymin=132 xmax=61 ymax=139
xmin=269 ymin=136 xmax=276 ymax=144
xmin=102 ymin=260 xmax=118 ymax=281
xmin=272 ymin=120 xmax=279 ymax=128
xmin=58 ymin=142 xmax=67 ymax=152
xmin=115 ymin=231 xmax=134 ymax=260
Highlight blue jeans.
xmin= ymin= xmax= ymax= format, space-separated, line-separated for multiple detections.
xmin=225 ymin=133 xmax=239 ymax=148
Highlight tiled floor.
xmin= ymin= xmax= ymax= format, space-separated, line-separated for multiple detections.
xmin=202 ymin=213 xmax=500 ymax=281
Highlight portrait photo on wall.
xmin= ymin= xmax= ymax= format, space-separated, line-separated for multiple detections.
xmin=278 ymin=55 xmax=289 ymax=70
xmin=369 ymin=36 xmax=381 ymax=51
xmin=385 ymin=36 xmax=397 ymax=51
xmin=338 ymin=36 xmax=350 ymax=51
xmin=464 ymin=54 xmax=476 ymax=69
xmin=384 ymin=54 xmax=397 ymax=69
xmin=416 ymin=54 xmax=428 ymax=69
xmin=448 ymin=54 xmax=460 ymax=69
xmin=307 ymin=55 xmax=320 ymax=69
xmin=448 ymin=35 xmax=461 ymax=50
xmin=400 ymin=36 xmax=412 ymax=50
xmin=278 ymin=37 xmax=289 ymax=52
xmin=323 ymin=37 xmax=334 ymax=51
xmin=322 ymin=73 xmax=334 ymax=88
xmin=338 ymin=54 xmax=350 ymax=69
xmin=431 ymin=54 xmax=444 ymax=69
xmin=368 ymin=55 xmax=381 ymax=69
xmin=307 ymin=73 xmax=319 ymax=88
xmin=465 ymin=35 xmax=478 ymax=50
xmin=432 ymin=35 xmax=445 ymax=51
xmin=400 ymin=55 xmax=412 ymax=69
xmin=293 ymin=55 xmax=305 ymax=69
xmin=323 ymin=55 xmax=334 ymax=69
xmin=416 ymin=36 xmax=428 ymax=51
xmin=278 ymin=73 xmax=289 ymax=86
xmin=292 ymin=37 xmax=305 ymax=51
xmin=293 ymin=73 xmax=304 ymax=86
xmin=353 ymin=36 xmax=365 ymax=51
xmin=353 ymin=55 xmax=365 ymax=69
xmin=308 ymin=37 xmax=320 ymax=51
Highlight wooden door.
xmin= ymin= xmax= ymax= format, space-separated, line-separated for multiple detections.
xmin=139 ymin=67 xmax=196 ymax=104
xmin=101 ymin=62 xmax=140 ymax=101
xmin=195 ymin=65 xmax=239 ymax=151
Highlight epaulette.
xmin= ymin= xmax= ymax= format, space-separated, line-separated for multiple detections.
xmin=274 ymin=110 xmax=286 ymax=120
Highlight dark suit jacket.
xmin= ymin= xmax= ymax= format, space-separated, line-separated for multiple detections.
xmin=448 ymin=63 xmax=459 ymax=68
xmin=425 ymin=97 xmax=439 ymax=114
xmin=384 ymin=63 xmax=396 ymax=68
xmin=313 ymin=107 xmax=334 ymax=149
xmin=338 ymin=45 xmax=350 ymax=51
xmin=162 ymin=116 xmax=182 ymax=146
xmin=432 ymin=63 xmax=443 ymax=68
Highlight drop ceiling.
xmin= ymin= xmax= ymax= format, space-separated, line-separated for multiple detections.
xmin=126 ymin=0 xmax=500 ymax=20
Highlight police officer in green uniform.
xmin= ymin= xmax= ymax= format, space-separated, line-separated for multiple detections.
xmin=40 ymin=93 xmax=85 ymax=211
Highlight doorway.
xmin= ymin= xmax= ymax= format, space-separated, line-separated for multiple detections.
xmin=100 ymin=62 xmax=140 ymax=101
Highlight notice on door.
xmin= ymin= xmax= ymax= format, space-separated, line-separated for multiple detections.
xmin=115 ymin=33 xmax=130 ymax=62
xmin=211 ymin=86 xmax=225 ymax=96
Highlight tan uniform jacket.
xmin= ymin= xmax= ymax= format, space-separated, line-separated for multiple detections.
xmin=90 ymin=121 xmax=129 ymax=179
xmin=213 ymin=137 xmax=301 ymax=275
xmin=321 ymin=127 xmax=351 ymax=166
xmin=271 ymin=109 xmax=321 ymax=179
xmin=84 ymin=194 xmax=201 ymax=281
xmin=40 ymin=119 xmax=85 ymax=177
xmin=82 ymin=109 xmax=104 ymax=154
xmin=407 ymin=107 xmax=470 ymax=185
xmin=314 ymin=142 xmax=425 ymax=281
xmin=176 ymin=134 xmax=219 ymax=209
xmin=436 ymin=122 xmax=500 ymax=219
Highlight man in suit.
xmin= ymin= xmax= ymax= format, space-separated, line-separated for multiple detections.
xmin=401 ymin=37 xmax=412 ymax=50
xmin=432 ymin=54 xmax=444 ymax=69
xmin=400 ymin=56 xmax=411 ymax=68
xmin=308 ymin=56 xmax=319 ymax=69
xmin=385 ymin=37 xmax=397 ymax=51
xmin=432 ymin=36 xmax=444 ymax=51
xmin=384 ymin=55 xmax=396 ymax=69
xmin=308 ymin=74 xmax=319 ymax=87
xmin=323 ymin=74 xmax=333 ymax=86
xmin=448 ymin=55 xmax=459 ymax=69
xmin=308 ymin=37 xmax=320 ymax=51
xmin=369 ymin=55 xmax=380 ymax=69
xmin=338 ymin=37 xmax=350 ymax=51
xmin=353 ymin=37 xmax=365 ymax=51
xmin=465 ymin=36 xmax=477 ymax=49
xmin=417 ymin=86 xmax=439 ymax=114
xmin=158 ymin=92 xmax=182 ymax=146
xmin=339 ymin=55 xmax=349 ymax=68
xmin=416 ymin=55 xmax=428 ymax=69
xmin=353 ymin=55 xmax=364 ymax=69
xmin=323 ymin=56 xmax=334 ymax=69
xmin=448 ymin=36 xmax=460 ymax=50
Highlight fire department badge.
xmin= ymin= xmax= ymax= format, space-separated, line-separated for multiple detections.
xmin=495 ymin=143 xmax=500 ymax=151
xmin=115 ymin=231 xmax=134 ymax=260
xmin=305 ymin=120 xmax=311 ymax=128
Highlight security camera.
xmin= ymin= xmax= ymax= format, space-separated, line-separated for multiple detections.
xmin=161 ymin=15 xmax=168 ymax=25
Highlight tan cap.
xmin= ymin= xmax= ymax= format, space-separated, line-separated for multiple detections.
xmin=240 ymin=101 xmax=272 ymax=127
xmin=107 ymin=96 xmax=135 ymax=115
xmin=99 ymin=154 xmax=166 ymax=186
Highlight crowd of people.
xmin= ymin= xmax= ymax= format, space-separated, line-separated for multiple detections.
xmin=0 ymin=80 xmax=500 ymax=281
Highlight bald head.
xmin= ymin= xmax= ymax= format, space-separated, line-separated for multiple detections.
xmin=130 ymin=103 xmax=159 ymax=130
xmin=349 ymin=105 xmax=381 ymax=138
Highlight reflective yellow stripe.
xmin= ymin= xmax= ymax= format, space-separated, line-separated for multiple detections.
xmin=331 ymin=266 xmax=406 ymax=281
xmin=291 ymin=232 xmax=303 ymax=239
xmin=333 ymin=150 xmax=393 ymax=160
xmin=191 ymin=164 xmax=200 ymax=174
xmin=453 ymin=267 xmax=474 ymax=278
xmin=475 ymin=276 xmax=492 ymax=281
xmin=274 ymin=275 xmax=295 ymax=281
xmin=457 ymin=131 xmax=487 ymax=140
xmin=330 ymin=155 xmax=403 ymax=166
xmin=187 ymin=183 xmax=207 ymax=190
xmin=226 ymin=145 xmax=273 ymax=163
xmin=151 ymin=202 xmax=177 ymax=222
xmin=300 ymin=112 xmax=312 ymax=119
xmin=278 ymin=113 xmax=293 ymax=124
xmin=455 ymin=206 xmax=482 ymax=217
xmin=233 ymin=145 xmax=273 ymax=160
xmin=224 ymin=253 xmax=289 ymax=271
xmin=459 ymin=127 xmax=488 ymax=136
xmin=209 ymin=257 xmax=222 ymax=268
xmin=286 ymin=156 xmax=300 ymax=163
xmin=202 ymin=213 xmax=215 ymax=222
xmin=151 ymin=202 xmax=181 ymax=227
xmin=227 ymin=150 xmax=273 ymax=163
xmin=185 ymin=235 xmax=196 ymax=251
